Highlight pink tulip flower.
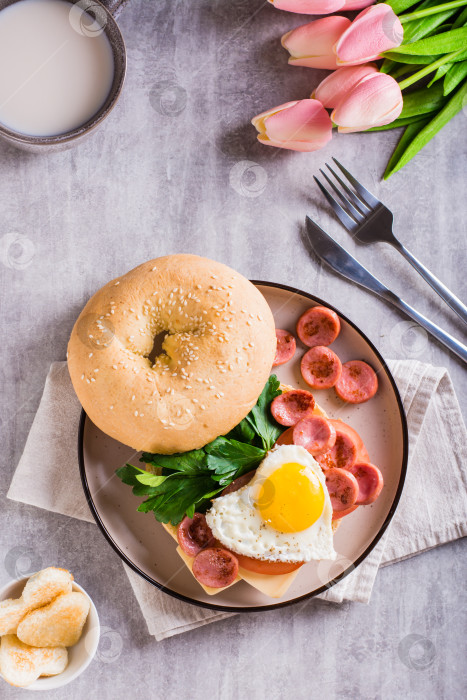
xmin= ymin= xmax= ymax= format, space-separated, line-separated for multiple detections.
xmin=268 ymin=0 xmax=346 ymax=15
xmin=282 ymin=16 xmax=351 ymax=70
xmin=334 ymin=4 xmax=404 ymax=66
xmin=341 ymin=0 xmax=374 ymax=9
xmin=252 ymin=99 xmax=333 ymax=152
xmin=331 ymin=72 xmax=403 ymax=132
xmin=312 ymin=64 xmax=378 ymax=108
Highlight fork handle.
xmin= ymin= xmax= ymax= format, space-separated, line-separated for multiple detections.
xmin=382 ymin=290 xmax=467 ymax=363
xmin=393 ymin=240 xmax=467 ymax=325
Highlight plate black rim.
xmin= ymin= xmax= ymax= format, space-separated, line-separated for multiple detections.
xmin=78 ymin=280 xmax=409 ymax=613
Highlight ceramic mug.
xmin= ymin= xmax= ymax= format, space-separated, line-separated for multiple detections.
xmin=0 ymin=0 xmax=129 ymax=152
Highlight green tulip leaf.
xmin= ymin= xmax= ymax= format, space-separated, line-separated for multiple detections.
xmin=399 ymin=82 xmax=447 ymax=116
xmin=443 ymin=60 xmax=467 ymax=94
xmin=427 ymin=63 xmax=452 ymax=86
xmin=366 ymin=115 xmax=433 ymax=131
xmin=385 ymin=27 xmax=467 ymax=56
xmin=387 ymin=0 xmax=422 ymax=14
xmin=452 ymin=6 xmax=467 ymax=29
xmin=384 ymin=79 xmax=467 ymax=178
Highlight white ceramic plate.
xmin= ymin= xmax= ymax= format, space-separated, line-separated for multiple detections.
xmin=79 ymin=282 xmax=408 ymax=612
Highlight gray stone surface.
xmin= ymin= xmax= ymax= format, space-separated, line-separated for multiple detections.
xmin=0 ymin=1 xmax=466 ymax=698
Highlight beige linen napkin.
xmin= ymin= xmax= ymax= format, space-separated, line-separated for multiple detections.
xmin=7 ymin=360 xmax=467 ymax=640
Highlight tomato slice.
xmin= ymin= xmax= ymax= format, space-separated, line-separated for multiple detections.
xmin=231 ymin=551 xmax=304 ymax=575
xmin=328 ymin=419 xmax=370 ymax=462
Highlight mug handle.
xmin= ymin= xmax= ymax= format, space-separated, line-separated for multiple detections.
xmin=100 ymin=0 xmax=129 ymax=18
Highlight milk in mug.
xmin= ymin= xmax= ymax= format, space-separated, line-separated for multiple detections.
xmin=0 ymin=0 xmax=115 ymax=136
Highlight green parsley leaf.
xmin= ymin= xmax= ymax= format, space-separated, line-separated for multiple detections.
xmin=135 ymin=473 xmax=168 ymax=487
xmin=116 ymin=375 xmax=285 ymax=524
xmin=205 ymin=437 xmax=266 ymax=484
xmin=245 ymin=374 xmax=283 ymax=450
xmin=141 ymin=449 xmax=208 ymax=474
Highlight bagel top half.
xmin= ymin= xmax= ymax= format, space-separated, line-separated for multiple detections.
xmin=67 ymin=254 xmax=277 ymax=453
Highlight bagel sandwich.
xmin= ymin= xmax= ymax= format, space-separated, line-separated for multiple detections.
xmin=68 ymin=254 xmax=277 ymax=453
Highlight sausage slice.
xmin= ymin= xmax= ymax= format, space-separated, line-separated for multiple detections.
xmin=325 ymin=468 xmax=359 ymax=512
xmin=335 ymin=360 xmax=378 ymax=404
xmin=292 ymin=416 xmax=336 ymax=456
xmin=332 ymin=504 xmax=359 ymax=520
xmin=348 ymin=462 xmax=384 ymax=505
xmin=177 ymin=513 xmax=215 ymax=557
xmin=301 ymin=346 xmax=342 ymax=389
xmin=270 ymin=390 xmax=315 ymax=427
xmin=296 ymin=306 xmax=340 ymax=347
xmin=220 ymin=471 xmax=255 ymax=496
xmin=316 ymin=429 xmax=358 ymax=471
xmin=192 ymin=547 xmax=239 ymax=588
xmin=273 ymin=329 xmax=296 ymax=367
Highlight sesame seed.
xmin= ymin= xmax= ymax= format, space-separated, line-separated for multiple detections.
xmin=134 ymin=410 xmax=138 ymax=416
xmin=94 ymin=369 xmax=99 ymax=373
xmin=89 ymin=353 xmax=93 ymax=358
xmin=81 ymin=374 xmax=84 ymax=380
xmin=114 ymin=281 xmax=120 ymax=286
xmin=112 ymin=365 xmax=118 ymax=370
xmin=90 ymin=377 xmax=96 ymax=382
xmin=140 ymin=413 xmax=144 ymax=417
xmin=200 ymin=405 xmax=206 ymax=410
xmin=86 ymin=379 xmax=90 ymax=384
xmin=110 ymin=405 xmax=114 ymax=410
xmin=130 ymin=307 xmax=135 ymax=313
xmin=152 ymin=266 xmax=157 ymax=271
xmin=131 ymin=395 xmax=135 ymax=401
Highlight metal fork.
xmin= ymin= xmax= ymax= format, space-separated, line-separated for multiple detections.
xmin=314 ymin=158 xmax=467 ymax=325
xmin=305 ymin=216 xmax=467 ymax=364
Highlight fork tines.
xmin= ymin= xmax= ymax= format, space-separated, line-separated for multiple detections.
xmin=314 ymin=158 xmax=380 ymax=232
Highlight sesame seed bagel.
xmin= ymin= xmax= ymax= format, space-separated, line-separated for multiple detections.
xmin=67 ymin=255 xmax=276 ymax=453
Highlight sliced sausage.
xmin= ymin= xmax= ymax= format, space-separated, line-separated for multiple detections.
xmin=332 ymin=504 xmax=359 ymax=520
xmin=192 ymin=547 xmax=239 ymax=588
xmin=177 ymin=513 xmax=215 ymax=557
xmin=220 ymin=471 xmax=255 ymax=496
xmin=329 ymin=419 xmax=370 ymax=462
xmin=292 ymin=416 xmax=336 ymax=456
xmin=274 ymin=426 xmax=295 ymax=447
xmin=325 ymin=468 xmax=359 ymax=512
xmin=301 ymin=346 xmax=342 ymax=389
xmin=316 ymin=430 xmax=357 ymax=471
xmin=348 ymin=462 xmax=384 ymax=505
xmin=273 ymin=329 xmax=296 ymax=367
xmin=296 ymin=306 xmax=341 ymax=348
xmin=270 ymin=390 xmax=315 ymax=427
xmin=335 ymin=360 xmax=378 ymax=404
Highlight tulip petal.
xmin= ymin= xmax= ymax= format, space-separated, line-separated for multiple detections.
xmin=282 ymin=17 xmax=351 ymax=70
xmin=253 ymin=99 xmax=333 ymax=152
xmin=334 ymin=4 xmax=404 ymax=66
xmin=269 ymin=0 xmax=345 ymax=14
xmin=252 ymin=101 xmax=300 ymax=131
xmin=313 ymin=64 xmax=378 ymax=108
xmin=332 ymin=72 xmax=403 ymax=130
xmin=341 ymin=0 xmax=374 ymax=9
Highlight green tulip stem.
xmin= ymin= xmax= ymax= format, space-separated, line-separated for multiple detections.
xmin=399 ymin=49 xmax=464 ymax=89
xmin=400 ymin=0 xmax=467 ymax=23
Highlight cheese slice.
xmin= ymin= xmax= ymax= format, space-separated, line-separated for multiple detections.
xmin=161 ymin=522 xmax=301 ymax=599
xmin=158 ymin=392 xmax=332 ymax=600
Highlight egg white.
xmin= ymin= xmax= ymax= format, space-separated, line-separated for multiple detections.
xmin=205 ymin=444 xmax=336 ymax=563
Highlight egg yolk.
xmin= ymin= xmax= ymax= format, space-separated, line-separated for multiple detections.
xmin=255 ymin=462 xmax=325 ymax=533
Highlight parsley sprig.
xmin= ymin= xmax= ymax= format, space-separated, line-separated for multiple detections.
xmin=116 ymin=375 xmax=283 ymax=525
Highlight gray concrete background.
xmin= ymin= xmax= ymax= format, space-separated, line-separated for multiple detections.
xmin=0 ymin=1 xmax=466 ymax=697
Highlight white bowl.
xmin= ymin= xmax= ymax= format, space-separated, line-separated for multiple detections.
xmin=0 ymin=575 xmax=100 ymax=690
